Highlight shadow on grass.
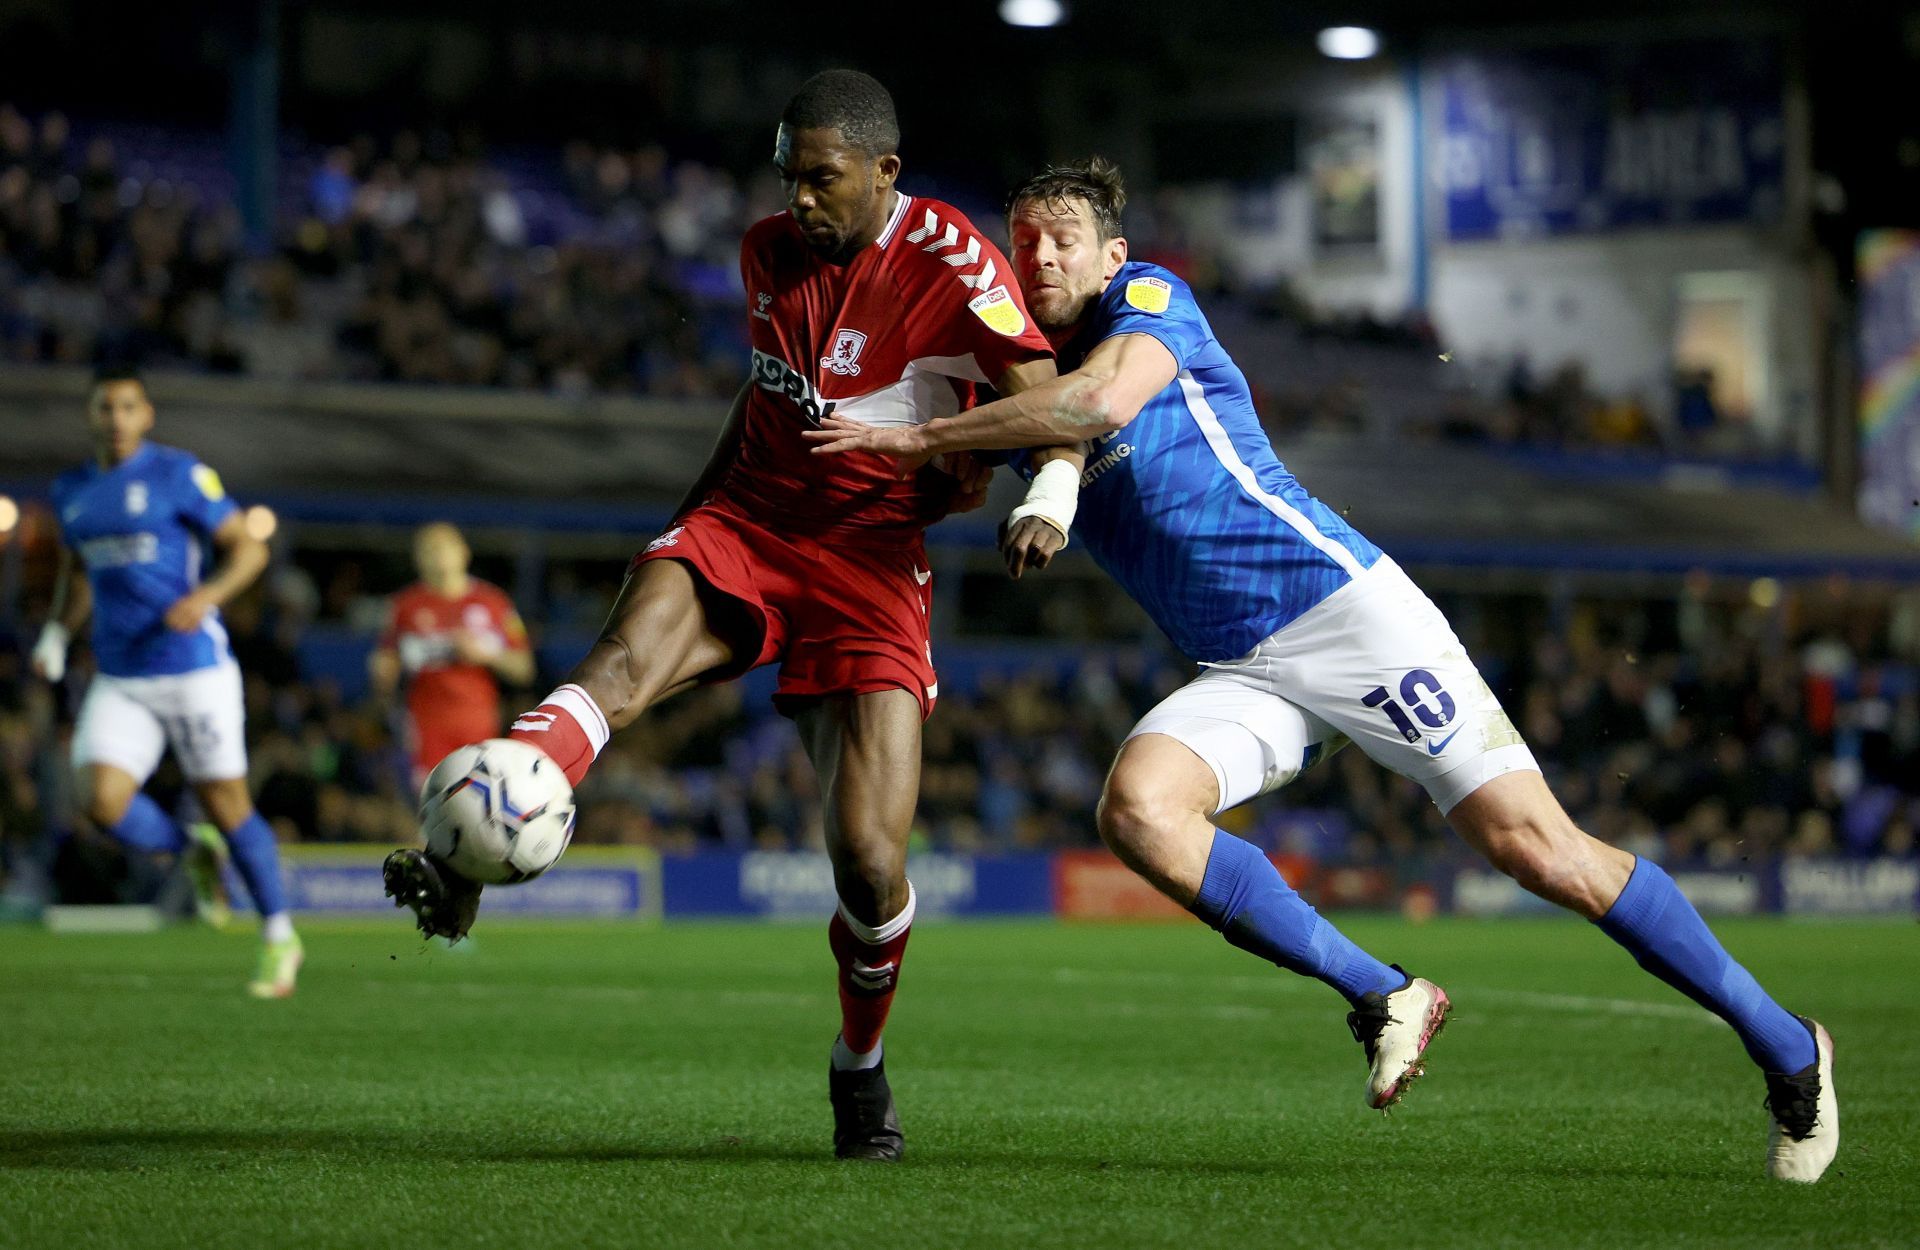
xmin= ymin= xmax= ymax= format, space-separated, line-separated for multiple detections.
xmin=0 ymin=1126 xmax=1739 ymax=1183
xmin=0 ymin=1127 xmax=818 ymax=1171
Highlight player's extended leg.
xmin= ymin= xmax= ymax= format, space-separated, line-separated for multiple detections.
xmin=388 ymin=558 xmax=750 ymax=939
xmin=195 ymin=777 xmax=301 ymax=999
xmin=1447 ymin=770 xmax=1836 ymax=1181
xmin=79 ymin=763 xmax=187 ymax=855
xmin=1099 ymin=733 xmax=1447 ymax=1109
xmin=795 ymin=688 xmax=922 ymax=1162
xmin=72 ymin=677 xmax=187 ymax=856
xmin=509 ymin=559 xmax=747 ymax=783
xmin=70 ymin=681 xmax=227 ymax=922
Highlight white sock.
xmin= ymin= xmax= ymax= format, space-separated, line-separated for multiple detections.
xmin=262 ymin=913 xmax=295 ymax=944
xmin=831 ymin=1035 xmax=883 ymax=1072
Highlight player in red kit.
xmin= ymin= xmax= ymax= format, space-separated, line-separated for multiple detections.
xmin=369 ymin=523 xmax=535 ymax=789
xmin=383 ymin=70 xmax=1060 ymax=1161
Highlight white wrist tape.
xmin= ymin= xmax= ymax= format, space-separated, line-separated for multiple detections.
xmin=33 ymin=622 xmax=70 ymax=683
xmin=1008 ymin=458 xmax=1080 ymax=544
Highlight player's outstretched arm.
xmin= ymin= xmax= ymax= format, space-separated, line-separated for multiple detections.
xmin=672 ymin=382 xmax=751 ymax=520
xmin=368 ymin=645 xmax=402 ymax=700
xmin=31 ymin=548 xmax=90 ymax=682
xmin=806 ymin=334 xmax=1178 ymax=460
xmin=453 ymin=627 xmax=536 ymax=685
xmin=166 ymin=511 xmax=270 ymax=632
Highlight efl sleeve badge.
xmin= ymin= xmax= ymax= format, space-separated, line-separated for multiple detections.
xmin=1123 ymin=276 xmax=1172 ymax=314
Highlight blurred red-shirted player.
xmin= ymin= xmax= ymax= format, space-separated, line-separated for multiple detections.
xmin=370 ymin=523 xmax=534 ymax=788
xmin=383 ymin=69 xmax=1065 ymax=1162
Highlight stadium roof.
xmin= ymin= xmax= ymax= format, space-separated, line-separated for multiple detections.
xmin=4 ymin=367 xmax=1914 ymax=580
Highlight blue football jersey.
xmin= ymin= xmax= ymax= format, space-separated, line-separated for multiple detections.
xmin=51 ymin=442 xmax=240 ymax=677
xmin=1034 ymin=261 xmax=1382 ymax=662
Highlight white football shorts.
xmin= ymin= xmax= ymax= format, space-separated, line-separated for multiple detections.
xmin=1127 ymin=557 xmax=1537 ymax=816
xmin=72 ymin=660 xmax=249 ymax=784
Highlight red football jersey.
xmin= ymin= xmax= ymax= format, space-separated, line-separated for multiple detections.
xmin=380 ymin=580 xmax=529 ymax=742
xmin=722 ymin=193 xmax=1053 ymax=542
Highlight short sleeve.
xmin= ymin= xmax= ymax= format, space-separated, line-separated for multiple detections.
xmin=1096 ymin=271 xmax=1210 ymax=372
xmin=175 ymin=456 xmax=240 ymax=536
xmin=947 ymin=246 xmax=1053 ymax=384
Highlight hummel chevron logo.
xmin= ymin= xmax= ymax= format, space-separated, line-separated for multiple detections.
xmin=849 ymin=960 xmax=897 ymax=992
xmin=904 ymin=207 xmax=999 ymax=292
xmin=913 ymin=567 xmax=932 ymax=586
xmin=959 ymin=259 xmax=997 ymax=291
xmin=904 ymin=208 xmax=940 ymax=244
xmin=939 ymin=236 xmax=982 ymax=269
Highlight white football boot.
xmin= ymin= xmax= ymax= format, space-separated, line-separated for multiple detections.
xmin=1765 ymin=1018 xmax=1838 ymax=1182
xmin=1346 ymin=966 xmax=1452 ymax=1111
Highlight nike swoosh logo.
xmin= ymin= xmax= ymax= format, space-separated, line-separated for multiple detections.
xmin=913 ymin=568 xmax=932 ymax=586
xmin=1426 ymin=727 xmax=1463 ymax=756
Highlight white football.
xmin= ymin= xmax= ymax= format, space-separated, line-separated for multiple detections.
xmin=419 ymin=738 xmax=576 ymax=885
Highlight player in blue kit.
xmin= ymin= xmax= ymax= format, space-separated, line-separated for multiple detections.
xmin=809 ymin=158 xmax=1837 ymax=1181
xmin=32 ymin=367 xmax=303 ymax=997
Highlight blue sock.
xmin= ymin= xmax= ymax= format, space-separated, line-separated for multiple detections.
xmin=221 ymin=812 xmax=290 ymax=919
xmin=1597 ymin=857 xmax=1814 ymax=1073
xmin=105 ymin=793 xmax=188 ymax=854
xmin=1191 ymin=830 xmax=1405 ymax=1006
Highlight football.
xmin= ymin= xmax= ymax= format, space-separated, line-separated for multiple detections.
xmin=418 ymin=739 xmax=577 ymax=884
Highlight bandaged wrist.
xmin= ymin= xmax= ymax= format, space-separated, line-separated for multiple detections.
xmin=1008 ymin=458 xmax=1080 ymax=543
xmin=33 ymin=621 xmax=69 ymax=682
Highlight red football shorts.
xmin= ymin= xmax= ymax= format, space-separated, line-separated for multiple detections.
xmin=633 ymin=500 xmax=938 ymax=718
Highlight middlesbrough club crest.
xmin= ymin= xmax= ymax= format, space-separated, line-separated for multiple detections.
xmin=820 ymin=328 xmax=867 ymax=377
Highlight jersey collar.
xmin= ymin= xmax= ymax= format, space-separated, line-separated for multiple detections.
xmin=95 ymin=441 xmax=155 ymax=477
xmin=874 ymin=191 xmax=911 ymax=249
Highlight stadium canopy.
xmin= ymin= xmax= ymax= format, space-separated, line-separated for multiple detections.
xmin=4 ymin=366 xmax=1915 ymax=581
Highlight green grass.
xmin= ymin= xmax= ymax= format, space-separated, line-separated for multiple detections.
xmin=2 ymin=916 xmax=1913 ymax=1249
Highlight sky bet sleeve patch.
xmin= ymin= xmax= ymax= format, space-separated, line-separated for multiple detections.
xmin=968 ymin=285 xmax=1027 ymax=337
xmin=1123 ymin=276 xmax=1172 ymax=314
xmin=191 ymin=463 xmax=226 ymax=501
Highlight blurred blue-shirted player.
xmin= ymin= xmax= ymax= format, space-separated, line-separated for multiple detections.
xmin=808 ymin=159 xmax=1836 ymax=1182
xmin=33 ymin=367 xmax=302 ymax=997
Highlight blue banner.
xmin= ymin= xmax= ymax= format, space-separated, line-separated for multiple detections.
xmin=1453 ymin=865 xmax=1772 ymax=917
xmin=263 ymin=848 xmax=1913 ymax=921
xmin=660 ymin=851 xmax=1055 ymax=918
xmin=276 ymin=846 xmax=662 ymax=919
xmin=1438 ymin=39 xmax=1785 ymax=240
xmin=1779 ymin=858 xmax=1920 ymax=916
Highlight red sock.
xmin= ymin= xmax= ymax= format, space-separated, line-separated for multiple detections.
xmin=508 ymin=683 xmax=610 ymax=787
xmin=828 ymin=884 xmax=916 ymax=1057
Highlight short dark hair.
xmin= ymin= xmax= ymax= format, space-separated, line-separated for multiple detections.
xmin=92 ymin=364 xmax=145 ymax=389
xmin=782 ymin=69 xmax=900 ymax=157
xmin=1009 ymin=156 xmax=1127 ymax=241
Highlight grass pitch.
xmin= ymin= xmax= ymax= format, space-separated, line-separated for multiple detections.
xmin=2 ymin=915 xmax=1913 ymax=1249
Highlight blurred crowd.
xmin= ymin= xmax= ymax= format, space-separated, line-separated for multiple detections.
xmin=0 ymin=104 xmax=772 ymax=397
xmin=1 ymin=101 xmax=1759 ymax=456
xmin=2 ymin=558 xmax=1915 ymax=906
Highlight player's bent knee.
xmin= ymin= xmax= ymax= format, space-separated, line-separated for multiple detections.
xmin=79 ymin=766 xmax=136 ymax=829
xmin=1095 ymin=778 xmax=1188 ymax=867
xmin=832 ymin=838 xmax=909 ymax=923
xmin=83 ymin=789 xmax=133 ymax=829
